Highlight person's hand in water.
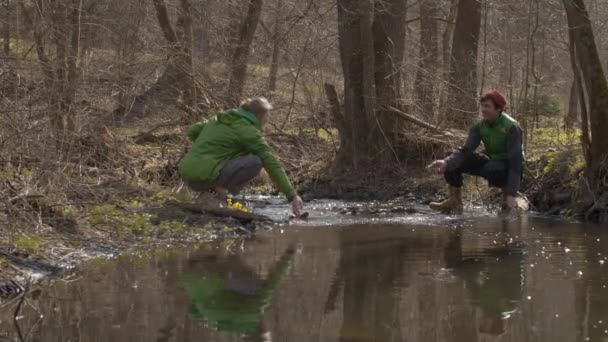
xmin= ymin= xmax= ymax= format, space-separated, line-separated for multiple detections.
xmin=427 ymin=159 xmax=447 ymax=174
xmin=290 ymin=195 xmax=304 ymax=216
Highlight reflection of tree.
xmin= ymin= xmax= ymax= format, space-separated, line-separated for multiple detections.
xmin=445 ymin=220 xmax=524 ymax=338
xmin=180 ymin=247 xmax=295 ymax=341
xmin=578 ymin=232 xmax=608 ymax=341
xmin=327 ymin=232 xmax=411 ymax=342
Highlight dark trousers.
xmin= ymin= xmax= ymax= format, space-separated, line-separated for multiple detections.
xmin=187 ymin=155 xmax=263 ymax=194
xmin=445 ymin=153 xmax=508 ymax=189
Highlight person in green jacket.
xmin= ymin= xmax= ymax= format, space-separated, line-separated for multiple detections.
xmin=427 ymin=91 xmax=525 ymax=214
xmin=179 ymin=97 xmax=304 ymax=214
xmin=181 ymin=246 xmax=295 ymax=340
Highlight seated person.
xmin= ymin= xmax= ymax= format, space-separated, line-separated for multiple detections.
xmin=427 ymin=91 xmax=524 ymax=214
xmin=179 ymin=97 xmax=303 ymax=215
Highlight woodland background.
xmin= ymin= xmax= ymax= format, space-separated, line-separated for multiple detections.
xmin=1 ymin=0 xmax=608 ymax=235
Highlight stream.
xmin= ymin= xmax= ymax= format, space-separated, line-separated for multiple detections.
xmin=2 ymin=199 xmax=608 ymax=341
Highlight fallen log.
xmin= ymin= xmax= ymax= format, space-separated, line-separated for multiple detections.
xmin=166 ymin=200 xmax=274 ymax=223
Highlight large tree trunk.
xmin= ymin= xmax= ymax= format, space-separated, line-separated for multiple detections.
xmin=336 ymin=0 xmax=407 ymax=170
xmin=337 ymin=0 xmax=370 ymax=169
xmin=226 ymin=0 xmax=264 ymax=105
xmin=563 ymin=0 xmax=608 ymax=177
xmin=414 ymin=0 xmax=439 ymax=118
xmin=447 ymin=0 xmax=482 ymax=129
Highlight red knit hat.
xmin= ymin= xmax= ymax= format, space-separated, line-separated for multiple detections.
xmin=480 ymin=91 xmax=507 ymax=111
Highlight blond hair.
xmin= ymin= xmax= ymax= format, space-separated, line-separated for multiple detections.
xmin=240 ymin=97 xmax=273 ymax=117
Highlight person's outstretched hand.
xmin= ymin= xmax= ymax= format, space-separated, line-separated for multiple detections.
xmin=427 ymin=159 xmax=447 ymax=174
xmin=290 ymin=196 xmax=304 ymax=216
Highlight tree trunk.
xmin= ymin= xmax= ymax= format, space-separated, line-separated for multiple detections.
xmin=563 ymin=0 xmax=608 ymax=177
xmin=372 ymin=0 xmax=407 ymax=160
xmin=51 ymin=1 xmax=69 ymax=131
xmin=267 ymin=0 xmax=283 ymax=91
xmin=438 ymin=0 xmax=457 ymax=122
xmin=447 ymin=0 xmax=482 ymax=129
xmin=414 ymin=0 xmax=439 ymax=118
xmin=337 ymin=0 xmax=369 ymax=169
xmin=324 ymin=83 xmax=351 ymax=168
xmin=226 ymin=0 xmax=264 ymax=105
xmin=564 ymin=79 xmax=579 ymax=129
xmin=2 ymin=0 xmax=9 ymax=55
xmin=65 ymin=0 xmax=82 ymax=132
xmin=178 ymin=0 xmax=196 ymax=109
xmin=336 ymin=0 xmax=407 ymax=169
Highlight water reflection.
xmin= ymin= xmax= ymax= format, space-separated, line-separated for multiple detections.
xmin=181 ymin=245 xmax=295 ymax=341
xmin=445 ymin=219 xmax=524 ymax=339
xmin=1 ymin=216 xmax=607 ymax=342
xmin=331 ymin=229 xmax=409 ymax=341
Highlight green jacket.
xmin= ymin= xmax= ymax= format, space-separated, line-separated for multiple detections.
xmin=181 ymin=253 xmax=294 ymax=334
xmin=178 ymin=108 xmax=297 ymax=200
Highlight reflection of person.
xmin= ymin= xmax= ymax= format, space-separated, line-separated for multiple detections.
xmin=178 ymin=97 xmax=304 ymax=215
xmin=446 ymin=231 xmax=523 ymax=338
xmin=180 ymin=247 xmax=295 ymax=341
xmin=427 ymin=91 xmax=525 ymax=214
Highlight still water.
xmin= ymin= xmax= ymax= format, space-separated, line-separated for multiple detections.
xmin=2 ymin=208 xmax=608 ymax=342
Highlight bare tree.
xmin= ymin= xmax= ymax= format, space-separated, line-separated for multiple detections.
xmin=119 ymin=0 xmax=196 ymax=120
xmin=226 ymin=0 xmax=264 ymax=104
xmin=563 ymin=0 xmax=608 ymax=176
xmin=447 ymin=0 xmax=482 ymax=128
xmin=21 ymin=0 xmax=82 ymax=132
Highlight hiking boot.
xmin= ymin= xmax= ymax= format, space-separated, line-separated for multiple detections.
xmin=429 ymin=186 xmax=464 ymax=214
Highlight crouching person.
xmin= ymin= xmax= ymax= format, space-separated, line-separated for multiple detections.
xmin=427 ymin=91 xmax=525 ymax=214
xmin=178 ymin=97 xmax=304 ymax=215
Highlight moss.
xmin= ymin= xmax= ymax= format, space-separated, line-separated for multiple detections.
xmin=14 ymin=235 xmax=43 ymax=253
xmin=530 ymin=127 xmax=581 ymax=148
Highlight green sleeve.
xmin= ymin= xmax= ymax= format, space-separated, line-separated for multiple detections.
xmin=187 ymin=121 xmax=207 ymax=142
xmin=258 ymin=251 xmax=295 ymax=307
xmin=242 ymin=127 xmax=297 ymax=200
